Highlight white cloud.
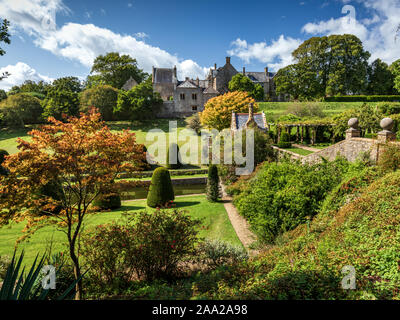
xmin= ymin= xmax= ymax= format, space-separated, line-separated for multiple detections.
xmin=34 ymin=23 xmax=209 ymax=79
xmin=0 ymin=0 xmax=209 ymax=79
xmin=302 ymin=0 xmax=400 ymax=64
xmin=227 ymin=36 xmax=302 ymax=71
xmin=134 ymin=32 xmax=149 ymax=39
xmin=229 ymin=0 xmax=400 ymax=70
xmin=0 ymin=0 xmax=69 ymax=37
xmin=0 ymin=62 xmax=54 ymax=91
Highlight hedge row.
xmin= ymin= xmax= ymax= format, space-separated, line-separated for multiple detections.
xmin=324 ymin=95 xmax=400 ymax=102
xmin=117 ymin=168 xmax=208 ymax=179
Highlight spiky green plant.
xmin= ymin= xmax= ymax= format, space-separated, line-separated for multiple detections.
xmin=0 ymin=251 xmax=84 ymax=300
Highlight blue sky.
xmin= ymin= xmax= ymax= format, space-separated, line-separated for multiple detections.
xmin=0 ymin=0 xmax=399 ymax=90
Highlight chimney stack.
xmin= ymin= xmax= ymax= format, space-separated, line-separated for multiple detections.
xmin=196 ymin=77 xmax=199 ymax=86
xmin=173 ymin=65 xmax=177 ymax=78
xmin=245 ymin=103 xmax=255 ymax=128
xmin=243 ymin=67 xmax=246 ymax=75
xmin=214 ymin=63 xmax=217 ymax=70
xmin=152 ymin=66 xmax=155 ymax=83
xmin=226 ymin=57 xmax=231 ymax=65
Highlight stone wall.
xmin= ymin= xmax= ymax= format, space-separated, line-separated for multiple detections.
xmin=274 ymin=138 xmax=400 ymax=165
xmin=303 ymin=138 xmax=379 ymax=164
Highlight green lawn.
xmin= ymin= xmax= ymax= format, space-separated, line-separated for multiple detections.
xmin=259 ymin=101 xmax=364 ymax=120
xmin=118 ymin=173 xmax=207 ymax=182
xmin=0 ymin=195 xmax=242 ymax=266
xmin=285 ymin=147 xmax=314 ymax=156
xmin=0 ymin=119 xmax=205 ymax=155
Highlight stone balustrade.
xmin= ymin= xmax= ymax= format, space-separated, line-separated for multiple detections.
xmin=277 ymin=117 xmax=399 ymax=164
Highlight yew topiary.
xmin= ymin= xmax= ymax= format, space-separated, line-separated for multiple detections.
xmin=147 ymin=167 xmax=175 ymax=208
xmin=206 ymin=164 xmax=220 ymax=202
xmin=166 ymin=143 xmax=182 ymax=169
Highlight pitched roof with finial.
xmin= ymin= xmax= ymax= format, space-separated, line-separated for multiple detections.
xmin=231 ymin=103 xmax=268 ymax=131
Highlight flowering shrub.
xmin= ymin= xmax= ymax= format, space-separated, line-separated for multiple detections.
xmin=80 ymin=224 xmax=135 ymax=289
xmin=126 ymin=209 xmax=201 ymax=280
xmin=200 ymin=91 xmax=258 ymax=130
xmin=196 ymin=239 xmax=248 ymax=269
xmin=81 ymin=209 xmax=201 ymax=287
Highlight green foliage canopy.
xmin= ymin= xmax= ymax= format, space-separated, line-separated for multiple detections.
xmin=80 ymin=85 xmax=119 ymax=121
xmin=228 ymin=73 xmax=264 ymax=101
xmin=88 ymin=52 xmax=147 ymax=89
xmin=115 ymin=78 xmax=162 ymax=120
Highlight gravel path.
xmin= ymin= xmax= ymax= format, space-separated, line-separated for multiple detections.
xmin=220 ymin=183 xmax=259 ymax=256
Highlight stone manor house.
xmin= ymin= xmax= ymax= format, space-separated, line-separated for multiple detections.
xmin=150 ymin=56 xmax=284 ymax=118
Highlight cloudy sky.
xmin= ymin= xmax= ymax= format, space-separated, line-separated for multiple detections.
xmin=0 ymin=0 xmax=399 ymax=90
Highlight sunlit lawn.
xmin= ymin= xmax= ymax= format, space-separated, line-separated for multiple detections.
xmin=0 ymin=195 xmax=242 ymax=267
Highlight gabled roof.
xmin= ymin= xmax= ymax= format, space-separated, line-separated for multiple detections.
xmin=232 ymin=112 xmax=267 ymax=130
xmin=203 ymin=86 xmax=219 ymax=94
xmin=177 ymin=79 xmax=198 ymax=88
xmin=121 ymin=76 xmax=138 ymax=91
xmin=244 ymin=71 xmax=275 ymax=83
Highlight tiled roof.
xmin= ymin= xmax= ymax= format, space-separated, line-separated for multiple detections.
xmin=234 ymin=113 xmax=267 ymax=130
xmin=203 ymin=86 xmax=219 ymax=94
xmin=177 ymin=79 xmax=198 ymax=88
xmin=244 ymin=72 xmax=273 ymax=83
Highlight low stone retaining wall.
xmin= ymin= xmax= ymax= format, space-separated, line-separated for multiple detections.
xmin=131 ymin=177 xmax=207 ymax=186
xmin=274 ymin=138 xmax=400 ymax=165
xmin=303 ymin=138 xmax=378 ymax=164
xmin=272 ymin=146 xmax=304 ymax=161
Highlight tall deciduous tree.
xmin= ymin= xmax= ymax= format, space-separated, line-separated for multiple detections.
xmin=115 ymin=78 xmax=162 ymax=120
xmin=367 ymin=59 xmax=394 ymax=95
xmin=200 ymin=91 xmax=257 ymax=130
xmin=88 ymin=52 xmax=147 ymax=89
xmin=8 ymin=80 xmax=51 ymax=96
xmin=0 ymin=19 xmax=11 ymax=81
xmin=0 ymin=108 xmax=147 ymax=299
xmin=391 ymin=59 xmax=400 ymax=94
xmin=275 ymin=34 xmax=370 ymax=99
xmin=80 ymin=84 xmax=119 ymax=121
xmin=42 ymin=77 xmax=82 ymax=120
xmin=274 ymin=64 xmax=303 ymax=100
xmin=228 ymin=73 xmax=264 ymax=101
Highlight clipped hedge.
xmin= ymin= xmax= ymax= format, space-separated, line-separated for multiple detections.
xmin=206 ymin=164 xmax=220 ymax=202
xmin=147 ymin=167 xmax=175 ymax=208
xmin=324 ymin=95 xmax=400 ymax=102
xmin=166 ymin=143 xmax=182 ymax=169
xmin=277 ymin=131 xmax=292 ymax=148
xmin=93 ymin=192 xmax=122 ymax=210
xmin=116 ymin=168 xmax=208 ymax=180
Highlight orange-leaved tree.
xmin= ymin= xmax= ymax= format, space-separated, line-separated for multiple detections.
xmin=0 ymin=107 xmax=147 ymax=299
xmin=199 ymin=91 xmax=258 ymax=131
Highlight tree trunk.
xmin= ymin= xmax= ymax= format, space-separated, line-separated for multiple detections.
xmin=70 ymin=250 xmax=82 ymax=300
xmin=69 ymin=239 xmax=82 ymax=300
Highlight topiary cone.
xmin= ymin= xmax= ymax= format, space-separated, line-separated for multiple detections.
xmin=147 ymin=167 xmax=175 ymax=208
